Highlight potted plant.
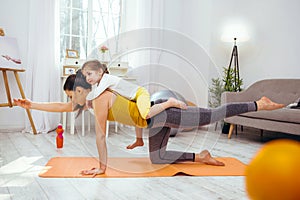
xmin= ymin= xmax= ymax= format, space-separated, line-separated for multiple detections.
xmin=209 ymin=77 xmax=224 ymax=108
xmin=209 ymin=67 xmax=243 ymax=133
xmin=223 ymin=67 xmax=243 ymax=93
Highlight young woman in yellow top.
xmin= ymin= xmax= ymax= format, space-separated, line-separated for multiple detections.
xmin=14 ymin=70 xmax=285 ymax=176
xmin=82 ymin=59 xmax=187 ymax=149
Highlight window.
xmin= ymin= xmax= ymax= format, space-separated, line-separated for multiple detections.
xmin=60 ymin=0 xmax=122 ymax=60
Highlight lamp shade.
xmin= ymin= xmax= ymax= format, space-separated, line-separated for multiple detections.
xmin=221 ymin=23 xmax=250 ymax=43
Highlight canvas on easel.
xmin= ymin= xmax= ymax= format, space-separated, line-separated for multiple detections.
xmin=0 ymin=36 xmax=37 ymax=134
xmin=0 ymin=36 xmax=23 ymax=69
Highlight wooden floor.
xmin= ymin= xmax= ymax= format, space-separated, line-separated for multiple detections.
xmin=1 ymin=124 xmax=299 ymax=200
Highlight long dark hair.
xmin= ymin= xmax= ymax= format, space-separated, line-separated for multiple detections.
xmin=63 ymin=69 xmax=91 ymax=117
xmin=63 ymin=69 xmax=91 ymax=91
xmin=63 ymin=74 xmax=76 ymax=91
xmin=73 ymin=69 xmax=92 ymax=90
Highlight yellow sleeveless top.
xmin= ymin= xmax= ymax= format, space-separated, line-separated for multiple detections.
xmin=107 ymin=94 xmax=148 ymax=128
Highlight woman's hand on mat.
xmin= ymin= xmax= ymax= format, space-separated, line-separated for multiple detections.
xmin=13 ymin=98 xmax=32 ymax=109
xmin=80 ymin=167 xmax=104 ymax=177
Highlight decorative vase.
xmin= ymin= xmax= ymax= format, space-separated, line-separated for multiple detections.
xmin=99 ymin=45 xmax=109 ymax=61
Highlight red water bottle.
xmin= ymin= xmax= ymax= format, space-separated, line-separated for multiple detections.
xmin=56 ymin=124 xmax=64 ymax=148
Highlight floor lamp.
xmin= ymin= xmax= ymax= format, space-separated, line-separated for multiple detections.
xmin=222 ymin=38 xmax=242 ymax=134
xmin=224 ymin=38 xmax=241 ymax=92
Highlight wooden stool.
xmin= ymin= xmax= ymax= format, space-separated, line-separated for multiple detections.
xmin=0 ymin=67 xmax=37 ymax=134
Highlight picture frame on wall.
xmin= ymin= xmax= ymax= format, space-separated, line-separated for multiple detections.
xmin=63 ymin=65 xmax=79 ymax=76
xmin=66 ymin=49 xmax=79 ymax=58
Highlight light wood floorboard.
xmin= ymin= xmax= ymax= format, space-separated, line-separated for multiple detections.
xmin=1 ymin=124 xmax=299 ymax=200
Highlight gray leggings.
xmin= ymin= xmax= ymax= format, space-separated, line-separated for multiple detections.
xmin=148 ymin=99 xmax=257 ymax=164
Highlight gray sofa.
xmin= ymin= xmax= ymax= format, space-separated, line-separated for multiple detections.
xmin=221 ymin=79 xmax=300 ymax=139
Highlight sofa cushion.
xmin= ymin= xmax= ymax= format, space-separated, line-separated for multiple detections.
xmin=239 ymin=108 xmax=300 ymax=124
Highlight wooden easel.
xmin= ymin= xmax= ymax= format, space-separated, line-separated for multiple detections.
xmin=0 ymin=67 xmax=37 ymax=134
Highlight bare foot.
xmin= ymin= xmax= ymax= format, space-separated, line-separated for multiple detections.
xmin=195 ymin=150 xmax=225 ymax=166
xmin=168 ymin=97 xmax=187 ymax=109
xmin=256 ymin=96 xmax=285 ymax=111
xmin=126 ymin=139 xmax=144 ymax=149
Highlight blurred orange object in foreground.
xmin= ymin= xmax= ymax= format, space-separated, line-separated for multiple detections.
xmin=245 ymin=139 xmax=300 ymax=200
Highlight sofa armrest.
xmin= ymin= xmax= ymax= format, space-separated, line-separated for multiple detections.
xmin=221 ymin=91 xmax=257 ymax=104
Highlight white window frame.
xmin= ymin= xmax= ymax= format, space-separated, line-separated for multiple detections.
xmin=60 ymin=0 xmax=122 ymax=60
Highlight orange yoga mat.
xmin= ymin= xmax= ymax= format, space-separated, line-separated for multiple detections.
xmin=39 ymin=157 xmax=246 ymax=178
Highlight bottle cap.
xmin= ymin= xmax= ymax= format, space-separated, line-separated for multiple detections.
xmin=57 ymin=124 xmax=63 ymax=129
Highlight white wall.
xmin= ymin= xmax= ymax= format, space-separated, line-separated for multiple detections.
xmin=0 ymin=0 xmax=30 ymax=129
xmin=122 ymin=0 xmax=300 ymax=106
xmin=208 ymin=0 xmax=300 ymax=86
xmin=122 ymin=0 xmax=214 ymax=106
xmin=159 ymin=0 xmax=214 ymax=105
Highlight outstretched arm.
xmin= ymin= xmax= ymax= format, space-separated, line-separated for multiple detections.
xmin=13 ymin=98 xmax=73 ymax=112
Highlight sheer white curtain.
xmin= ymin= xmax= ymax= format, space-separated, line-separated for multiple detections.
xmin=25 ymin=0 xmax=61 ymax=133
